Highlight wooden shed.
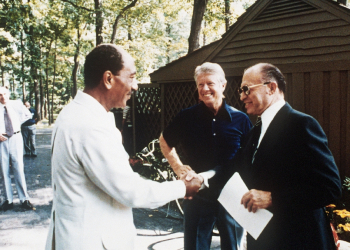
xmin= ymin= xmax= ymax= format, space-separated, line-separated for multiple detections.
xmin=138 ymin=0 xmax=350 ymax=179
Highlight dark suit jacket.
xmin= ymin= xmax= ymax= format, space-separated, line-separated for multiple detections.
xmin=216 ymin=103 xmax=342 ymax=250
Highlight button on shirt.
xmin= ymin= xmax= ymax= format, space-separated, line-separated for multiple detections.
xmin=163 ymin=100 xmax=252 ymax=173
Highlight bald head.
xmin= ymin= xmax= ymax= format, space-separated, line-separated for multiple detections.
xmin=245 ymin=63 xmax=286 ymax=94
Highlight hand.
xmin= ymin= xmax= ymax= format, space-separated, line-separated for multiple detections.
xmin=174 ymin=164 xmax=192 ymax=178
xmin=0 ymin=135 xmax=7 ymax=142
xmin=241 ymin=189 xmax=272 ymax=213
xmin=184 ymin=170 xmax=204 ymax=184
xmin=180 ymin=173 xmax=201 ymax=199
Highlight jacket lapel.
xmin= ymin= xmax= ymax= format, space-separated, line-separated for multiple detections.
xmin=252 ymin=103 xmax=292 ymax=166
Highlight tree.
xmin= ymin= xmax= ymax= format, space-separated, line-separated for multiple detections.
xmin=188 ymin=0 xmax=208 ymax=53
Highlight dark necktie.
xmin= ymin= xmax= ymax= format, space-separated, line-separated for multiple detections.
xmin=4 ymin=106 xmax=14 ymax=137
xmin=251 ymin=116 xmax=262 ymax=163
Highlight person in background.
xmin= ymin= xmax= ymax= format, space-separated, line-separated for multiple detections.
xmin=160 ymin=62 xmax=252 ymax=250
xmin=45 ymin=44 xmax=202 ymax=250
xmin=121 ymin=98 xmax=133 ymax=156
xmin=0 ymin=87 xmax=35 ymax=211
xmin=22 ymin=101 xmax=37 ymax=157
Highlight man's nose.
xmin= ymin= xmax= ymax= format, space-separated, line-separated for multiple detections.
xmin=240 ymin=92 xmax=247 ymax=101
xmin=202 ymin=84 xmax=209 ymax=90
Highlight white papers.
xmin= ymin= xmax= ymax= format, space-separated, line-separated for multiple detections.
xmin=218 ymin=172 xmax=273 ymax=240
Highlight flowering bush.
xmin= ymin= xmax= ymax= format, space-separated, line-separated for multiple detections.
xmin=326 ymin=176 xmax=350 ymax=243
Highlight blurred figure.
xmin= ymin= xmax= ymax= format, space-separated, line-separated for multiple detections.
xmin=121 ymin=98 xmax=133 ymax=156
xmin=22 ymin=101 xmax=37 ymax=157
xmin=0 ymin=87 xmax=35 ymax=211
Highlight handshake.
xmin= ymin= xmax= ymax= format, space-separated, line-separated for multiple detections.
xmin=176 ymin=165 xmax=203 ymax=199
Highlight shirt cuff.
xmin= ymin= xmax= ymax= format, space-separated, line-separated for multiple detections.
xmin=198 ymin=170 xmax=216 ymax=190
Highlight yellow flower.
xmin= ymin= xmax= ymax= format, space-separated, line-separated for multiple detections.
xmin=326 ymin=204 xmax=336 ymax=208
xmin=334 ymin=209 xmax=350 ymax=218
xmin=338 ymin=223 xmax=350 ymax=232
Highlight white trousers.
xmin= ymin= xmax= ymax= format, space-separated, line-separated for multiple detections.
xmin=0 ymin=133 xmax=29 ymax=203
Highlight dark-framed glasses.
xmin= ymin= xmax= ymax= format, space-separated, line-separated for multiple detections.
xmin=238 ymin=82 xmax=270 ymax=95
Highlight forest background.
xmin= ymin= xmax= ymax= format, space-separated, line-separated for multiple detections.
xmin=0 ymin=0 xmax=256 ymax=124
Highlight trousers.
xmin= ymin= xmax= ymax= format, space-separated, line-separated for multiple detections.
xmin=22 ymin=125 xmax=37 ymax=155
xmin=183 ymin=196 xmax=244 ymax=250
xmin=0 ymin=133 xmax=29 ymax=203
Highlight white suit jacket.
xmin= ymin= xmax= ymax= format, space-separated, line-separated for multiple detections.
xmin=45 ymin=91 xmax=185 ymax=250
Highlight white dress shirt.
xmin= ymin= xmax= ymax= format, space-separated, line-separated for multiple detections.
xmin=258 ymin=99 xmax=286 ymax=147
xmin=0 ymin=100 xmax=31 ymax=133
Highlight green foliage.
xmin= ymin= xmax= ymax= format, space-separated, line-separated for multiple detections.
xmin=0 ymin=0 xmax=257 ymax=112
xmin=344 ymin=177 xmax=350 ymax=191
xmin=135 ymin=139 xmax=177 ymax=182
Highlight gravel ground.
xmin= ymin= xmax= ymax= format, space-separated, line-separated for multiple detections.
xmin=0 ymin=126 xmax=221 ymax=250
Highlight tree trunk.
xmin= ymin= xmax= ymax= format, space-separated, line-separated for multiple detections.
xmin=95 ymin=0 xmax=103 ymax=45
xmin=110 ymin=0 xmax=138 ymax=44
xmin=34 ymin=73 xmax=40 ymax=121
xmin=40 ymin=74 xmax=44 ymax=120
xmin=21 ymin=31 xmax=26 ymax=102
xmin=188 ymin=0 xmax=208 ymax=53
xmin=51 ymin=42 xmax=57 ymax=124
xmin=0 ymin=54 xmax=4 ymax=86
xmin=203 ymin=20 xmax=206 ymax=46
xmin=72 ymin=29 xmax=80 ymax=98
xmin=225 ymin=0 xmax=230 ymax=31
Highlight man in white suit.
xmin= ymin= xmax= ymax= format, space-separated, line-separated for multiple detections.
xmin=0 ymin=87 xmax=35 ymax=211
xmin=45 ymin=44 xmax=201 ymax=250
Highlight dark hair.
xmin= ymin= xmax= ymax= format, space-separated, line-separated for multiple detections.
xmin=260 ymin=63 xmax=286 ymax=93
xmin=84 ymin=44 xmax=124 ymax=88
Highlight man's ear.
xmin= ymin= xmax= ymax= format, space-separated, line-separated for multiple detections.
xmin=269 ymin=81 xmax=278 ymax=95
xmin=102 ymin=71 xmax=113 ymax=90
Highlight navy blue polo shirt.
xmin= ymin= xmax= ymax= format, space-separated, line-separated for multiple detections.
xmin=163 ymin=100 xmax=252 ymax=174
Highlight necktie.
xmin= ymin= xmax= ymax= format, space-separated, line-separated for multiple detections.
xmin=4 ymin=106 xmax=14 ymax=137
xmin=251 ymin=116 xmax=262 ymax=163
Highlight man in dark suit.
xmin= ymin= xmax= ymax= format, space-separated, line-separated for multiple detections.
xmin=223 ymin=63 xmax=342 ymax=249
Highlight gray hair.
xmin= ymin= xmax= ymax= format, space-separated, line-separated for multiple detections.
xmin=194 ymin=62 xmax=227 ymax=85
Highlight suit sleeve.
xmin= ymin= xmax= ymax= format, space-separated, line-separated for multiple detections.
xmin=271 ymin=115 xmax=342 ymax=210
xmin=80 ymin=125 xmax=186 ymax=209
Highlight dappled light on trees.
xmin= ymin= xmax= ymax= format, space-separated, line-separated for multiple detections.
xmin=0 ymin=0 xmax=255 ymax=121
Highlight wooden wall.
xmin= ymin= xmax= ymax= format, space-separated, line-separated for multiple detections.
xmin=214 ymin=6 xmax=350 ymax=73
xmin=282 ymin=70 xmax=350 ymax=179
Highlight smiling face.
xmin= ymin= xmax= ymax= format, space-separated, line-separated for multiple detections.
xmin=109 ymin=51 xmax=138 ymax=109
xmin=196 ymin=73 xmax=226 ymax=112
xmin=240 ymin=68 xmax=271 ymax=116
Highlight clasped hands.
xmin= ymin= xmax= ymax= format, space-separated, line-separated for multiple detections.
xmin=175 ymin=165 xmax=203 ymax=199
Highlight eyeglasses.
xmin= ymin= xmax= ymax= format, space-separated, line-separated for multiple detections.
xmin=238 ymin=82 xmax=270 ymax=96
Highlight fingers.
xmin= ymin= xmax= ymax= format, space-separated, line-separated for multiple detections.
xmin=185 ymin=170 xmax=196 ymax=181
xmin=0 ymin=135 xmax=7 ymax=142
xmin=175 ymin=165 xmax=192 ymax=178
xmin=241 ymin=189 xmax=272 ymax=213
xmin=181 ymin=174 xmax=202 ymax=198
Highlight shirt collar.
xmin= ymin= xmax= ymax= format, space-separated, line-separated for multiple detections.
xmin=200 ymin=99 xmax=232 ymax=121
xmin=260 ymin=99 xmax=286 ymax=129
xmin=74 ymin=90 xmax=109 ymax=116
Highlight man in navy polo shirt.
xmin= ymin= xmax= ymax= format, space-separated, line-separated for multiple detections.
xmin=159 ymin=62 xmax=252 ymax=250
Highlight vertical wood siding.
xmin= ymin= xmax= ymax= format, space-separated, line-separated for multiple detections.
xmin=286 ymin=70 xmax=350 ymax=178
